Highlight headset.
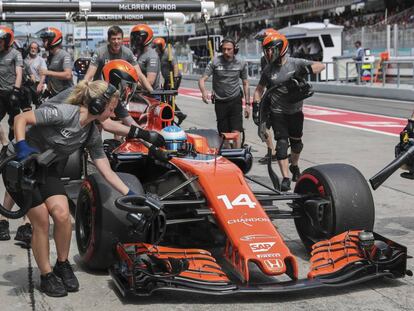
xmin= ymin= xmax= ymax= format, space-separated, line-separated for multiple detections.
xmin=88 ymin=84 xmax=117 ymax=115
xmin=219 ymin=37 xmax=239 ymax=55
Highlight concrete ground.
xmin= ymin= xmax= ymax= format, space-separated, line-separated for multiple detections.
xmin=0 ymin=83 xmax=413 ymax=310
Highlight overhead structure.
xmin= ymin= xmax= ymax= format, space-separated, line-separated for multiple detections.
xmin=0 ymin=1 xmax=215 ymax=13
xmin=1 ymin=12 xmax=186 ymax=23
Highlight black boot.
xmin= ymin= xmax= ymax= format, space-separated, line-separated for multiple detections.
xmin=175 ymin=111 xmax=187 ymax=126
xmin=15 ymin=223 xmax=32 ymax=243
xmin=0 ymin=220 xmax=10 ymax=241
xmin=289 ymin=164 xmax=301 ymax=182
xmin=53 ymin=260 xmax=79 ymax=292
xmin=40 ymin=272 xmax=67 ymax=297
xmin=280 ymin=178 xmax=291 ymax=191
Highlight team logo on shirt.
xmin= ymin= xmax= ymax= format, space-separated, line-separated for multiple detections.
xmin=60 ymin=129 xmax=72 ymax=138
xmin=271 ymin=73 xmax=278 ymax=79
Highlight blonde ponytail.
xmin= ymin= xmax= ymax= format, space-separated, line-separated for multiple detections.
xmin=66 ymin=80 xmax=119 ymax=108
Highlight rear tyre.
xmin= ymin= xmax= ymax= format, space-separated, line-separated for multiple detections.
xmin=294 ymin=163 xmax=375 ymax=251
xmin=75 ymin=172 xmax=144 ymax=270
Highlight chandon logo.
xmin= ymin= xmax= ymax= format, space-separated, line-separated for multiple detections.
xmin=240 ymin=234 xmax=274 ymax=241
xmin=227 ymin=215 xmax=270 ymax=227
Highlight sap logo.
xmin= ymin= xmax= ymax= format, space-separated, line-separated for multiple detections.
xmin=249 ymin=242 xmax=275 ymax=253
xmin=240 ymin=234 xmax=274 ymax=241
xmin=257 ymin=253 xmax=281 ymax=259
xmin=264 ymin=259 xmax=284 ymax=270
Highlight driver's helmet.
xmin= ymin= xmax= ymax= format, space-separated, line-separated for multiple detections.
xmin=102 ymin=59 xmax=139 ymax=104
xmin=160 ymin=126 xmax=187 ymax=151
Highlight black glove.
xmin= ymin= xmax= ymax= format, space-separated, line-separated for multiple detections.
xmin=9 ymin=86 xmax=22 ymax=107
xmin=127 ymin=125 xmax=165 ymax=147
xmin=406 ymin=119 xmax=414 ymax=138
xmin=252 ymin=101 xmax=260 ymax=126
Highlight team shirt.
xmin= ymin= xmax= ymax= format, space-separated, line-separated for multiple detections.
xmin=203 ymin=55 xmax=248 ymax=101
xmin=0 ymin=48 xmax=23 ymax=92
xmin=137 ymin=46 xmax=161 ymax=89
xmin=25 ymin=103 xmax=105 ymax=161
xmin=90 ymin=45 xmax=137 ymax=81
xmin=160 ymin=48 xmax=178 ymax=81
xmin=47 ymin=49 xmax=74 ymax=95
xmin=259 ymin=57 xmax=313 ymax=114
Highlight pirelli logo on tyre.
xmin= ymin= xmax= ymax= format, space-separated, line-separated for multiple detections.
xmin=249 ymin=242 xmax=275 ymax=253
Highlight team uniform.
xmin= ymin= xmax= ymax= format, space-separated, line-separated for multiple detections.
xmin=47 ymin=49 xmax=73 ymax=96
xmin=6 ymin=103 xmax=105 ymax=208
xmin=137 ymin=46 xmax=161 ymax=89
xmin=258 ymin=56 xmax=313 ymax=141
xmin=203 ymin=55 xmax=248 ymax=133
xmin=0 ymin=47 xmax=23 ymax=140
xmin=90 ymin=45 xmax=137 ymax=80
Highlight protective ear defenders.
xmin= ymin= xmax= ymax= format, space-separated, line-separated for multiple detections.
xmin=88 ymin=84 xmax=117 ymax=115
xmin=219 ymin=37 xmax=239 ymax=55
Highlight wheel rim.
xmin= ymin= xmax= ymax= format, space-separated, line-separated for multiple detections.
xmin=294 ymin=175 xmax=334 ymax=244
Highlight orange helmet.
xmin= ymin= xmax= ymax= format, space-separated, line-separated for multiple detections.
xmin=152 ymin=37 xmax=166 ymax=53
xmin=262 ymin=33 xmax=289 ymax=64
xmin=254 ymin=28 xmax=279 ymax=42
xmin=0 ymin=26 xmax=14 ymax=49
xmin=40 ymin=27 xmax=63 ymax=49
xmin=130 ymin=24 xmax=154 ymax=50
xmin=102 ymin=60 xmax=139 ymax=104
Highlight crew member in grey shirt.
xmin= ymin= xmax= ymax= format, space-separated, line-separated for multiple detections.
xmin=130 ymin=24 xmax=161 ymax=90
xmin=24 ymin=41 xmax=47 ymax=108
xmin=0 ymin=26 xmax=23 ymax=142
xmin=39 ymin=27 xmax=73 ymax=97
xmin=253 ymin=33 xmax=325 ymax=191
xmin=198 ymin=37 xmax=250 ymax=148
xmin=5 ymin=80 xmax=138 ymax=297
xmin=84 ymin=25 xmax=153 ymax=92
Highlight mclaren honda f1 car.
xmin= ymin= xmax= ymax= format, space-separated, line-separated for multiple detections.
xmin=0 ymin=62 xmax=409 ymax=298
xmin=73 ymin=77 xmax=408 ymax=297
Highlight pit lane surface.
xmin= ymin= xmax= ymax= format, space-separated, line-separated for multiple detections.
xmin=0 ymin=81 xmax=413 ymax=310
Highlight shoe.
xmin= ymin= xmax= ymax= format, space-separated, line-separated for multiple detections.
xmin=0 ymin=220 xmax=10 ymax=241
xmin=280 ymin=178 xmax=291 ymax=191
xmin=53 ymin=260 xmax=79 ymax=292
xmin=40 ymin=272 xmax=68 ymax=297
xmin=14 ymin=223 xmax=32 ymax=243
xmin=175 ymin=111 xmax=187 ymax=126
xmin=258 ymin=154 xmax=277 ymax=164
xmin=289 ymin=165 xmax=301 ymax=182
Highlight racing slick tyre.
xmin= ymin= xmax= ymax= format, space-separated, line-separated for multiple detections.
xmin=75 ymin=172 xmax=144 ymax=270
xmin=293 ymin=163 xmax=375 ymax=251
xmin=61 ymin=149 xmax=83 ymax=180
xmin=185 ymin=128 xmax=222 ymax=149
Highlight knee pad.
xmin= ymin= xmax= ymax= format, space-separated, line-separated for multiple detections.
xmin=290 ymin=138 xmax=304 ymax=154
xmin=275 ymin=138 xmax=289 ymax=160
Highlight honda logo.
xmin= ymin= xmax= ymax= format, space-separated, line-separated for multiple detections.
xmin=264 ymin=259 xmax=284 ymax=270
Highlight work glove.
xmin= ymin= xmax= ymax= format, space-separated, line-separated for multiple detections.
xmin=127 ymin=189 xmax=137 ymax=196
xmin=14 ymin=140 xmax=39 ymax=161
xmin=9 ymin=86 xmax=22 ymax=108
xmin=252 ymin=101 xmax=260 ymax=126
xmin=127 ymin=125 xmax=165 ymax=147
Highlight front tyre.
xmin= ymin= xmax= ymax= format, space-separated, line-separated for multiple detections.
xmin=294 ymin=163 xmax=375 ymax=251
xmin=75 ymin=172 xmax=144 ymax=270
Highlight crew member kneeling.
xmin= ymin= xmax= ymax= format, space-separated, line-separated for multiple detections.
xmin=6 ymin=80 xmax=136 ymax=297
